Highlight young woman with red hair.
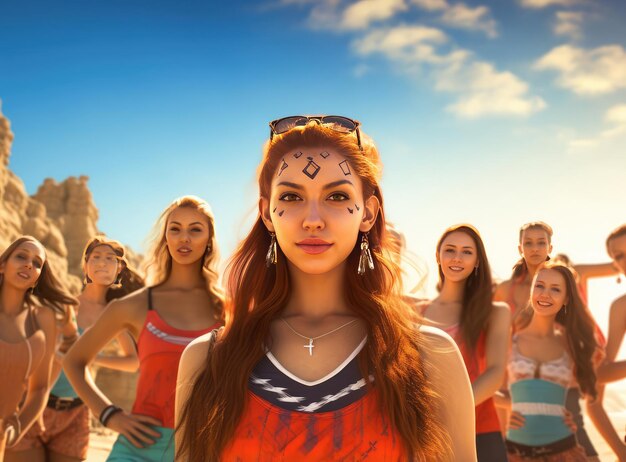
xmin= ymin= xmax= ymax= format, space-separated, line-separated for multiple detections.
xmin=175 ymin=117 xmax=476 ymax=461
xmin=418 ymin=224 xmax=511 ymax=461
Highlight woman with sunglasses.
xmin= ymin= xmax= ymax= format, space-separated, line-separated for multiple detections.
xmin=503 ymin=261 xmax=603 ymax=461
xmin=65 ymin=196 xmax=223 ymax=462
xmin=176 ymin=117 xmax=476 ymax=461
xmin=418 ymin=224 xmax=511 ymax=461
xmin=7 ymin=236 xmax=144 ymax=462
xmin=0 ymin=236 xmax=77 ymax=462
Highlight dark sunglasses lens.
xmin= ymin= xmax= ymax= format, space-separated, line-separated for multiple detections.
xmin=321 ymin=116 xmax=356 ymax=133
xmin=273 ymin=117 xmax=308 ymax=134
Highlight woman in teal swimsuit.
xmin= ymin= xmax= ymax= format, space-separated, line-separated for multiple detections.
xmin=504 ymin=261 xmax=601 ymax=461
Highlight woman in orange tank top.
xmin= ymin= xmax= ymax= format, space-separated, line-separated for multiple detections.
xmin=176 ymin=118 xmax=477 ymax=461
xmin=418 ymin=224 xmax=511 ymax=461
xmin=64 ymin=196 xmax=223 ymax=462
xmin=0 ymin=236 xmax=77 ymax=462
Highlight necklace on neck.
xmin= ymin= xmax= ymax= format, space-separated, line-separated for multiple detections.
xmin=281 ymin=317 xmax=358 ymax=356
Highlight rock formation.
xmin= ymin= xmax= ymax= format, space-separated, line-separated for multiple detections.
xmin=0 ymin=101 xmax=141 ymax=292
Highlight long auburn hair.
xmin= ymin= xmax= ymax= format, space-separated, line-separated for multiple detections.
xmin=514 ymin=261 xmax=598 ymax=399
xmin=606 ymin=223 xmax=626 ymax=257
xmin=143 ymin=195 xmax=223 ymax=310
xmin=511 ymin=221 xmax=553 ymax=280
xmin=81 ymin=236 xmax=145 ymax=302
xmin=436 ymin=224 xmax=493 ymax=353
xmin=177 ymin=124 xmax=450 ymax=461
xmin=0 ymin=236 xmax=78 ymax=319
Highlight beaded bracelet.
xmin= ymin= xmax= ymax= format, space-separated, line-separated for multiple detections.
xmin=99 ymin=404 xmax=122 ymax=427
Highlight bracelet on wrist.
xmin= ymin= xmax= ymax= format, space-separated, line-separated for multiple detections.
xmin=99 ymin=404 xmax=122 ymax=427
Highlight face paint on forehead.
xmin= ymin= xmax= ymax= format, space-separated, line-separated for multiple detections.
xmin=320 ymin=151 xmax=330 ymax=159
xmin=339 ymin=160 xmax=351 ymax=176
xmin=294 ymin=151 xmax=303 ymax=159
xmin=278 ymin=159 xmax=289 ymax=177
xmin=302 ymin=157 xmax=321 ymax=180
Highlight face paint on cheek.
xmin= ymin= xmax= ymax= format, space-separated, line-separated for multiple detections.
xmin=355 ymin=204 xmax=360 ymax=211
xmin=272 ymin=207 xmax=277 ymax=214
xmin=339 ymin=160 xmax=351 ymax=176
xmin=320 ymin=151 xmax=330 ymax=159
xmin=278 ymin=159 xmax=289 ymax=177
xmin=278 ymin=210 xmax=285 ymax=217
xmin=302 ymin=156 xmax=321 ymax=180
xmin=347 ymin=207 xmax=354 ymax=214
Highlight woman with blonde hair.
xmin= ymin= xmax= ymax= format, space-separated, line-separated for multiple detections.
xmin=0 ymin=236 xmax=77 ymax=462
xmin=176 ymin=117 xmax=475 ymax=461
xmin=65 ymin=196 xmax=223 ymax=461
xmin=7 ymin=236 xmax=144 ymax=462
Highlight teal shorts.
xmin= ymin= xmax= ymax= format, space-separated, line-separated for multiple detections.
xmin=106 ymin=427 xmax=174 ymax=462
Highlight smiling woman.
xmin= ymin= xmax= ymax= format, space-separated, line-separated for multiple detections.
xmin=175 ymin=120 xmax=476 ymax=461
xmin=0 ymin=236 xmax=77 ymax=462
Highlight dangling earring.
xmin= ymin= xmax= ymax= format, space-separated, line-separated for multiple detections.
xmin=266 ymin=233 xmax=277 ymax=267
xmin=563 ymin=304 xmax=568 ymax=316
xmin=358 ymin=233 xmax=375 ymax=275
xmin=617 ymin=275 xmax=622 ymax=284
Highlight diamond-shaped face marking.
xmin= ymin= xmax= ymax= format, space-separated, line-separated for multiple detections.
xmin=320 ymin=151 xmax=330 ymax=159
xmin=339 ymin=160 xmax=351 ymax=176
xmin=278 ymin=159 xmax=288 ymax=176
xmin=302 ymin=159 xmax=321 ymax=179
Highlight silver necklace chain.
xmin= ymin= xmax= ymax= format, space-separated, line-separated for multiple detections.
xmin=281 ymin=317 xmax=358 ymax=356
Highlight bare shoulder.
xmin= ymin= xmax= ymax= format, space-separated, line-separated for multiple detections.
xmin=179 ymin=330 xmax=219 ymax=382
xmin=493 ymin=279 xmax=511 ymax=300
xmin=418 ymin=325 xmax=461 ymax=358
xmin=108 ymin=286 xmax=149 ymax=311
xmin=406 ymin=296 xmax=430 ymax=316
xmin=33 ymin=303 xmax=56 ymax=333
xmin=610 ymin=294 xmax=626 ymax=314
xmin=490 ymin=301 xmax=512 ymax=324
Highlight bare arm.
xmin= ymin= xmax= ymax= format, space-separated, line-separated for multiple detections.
xmin=420 ymin=326 xmax=476 ymax=461
xmin=175 ymin=331 xmax=216 ymax=461
xmin=492 ymin=281 xmax=510 ymax=304
xmin=574 ymin=262 xmax=618 ymax=287
xmin=64 ymin=293 xmax=160 ymax=447
xmin=597 ymin=296 xmax=626 ymax=383
xmin=93 ymin=331 xmax=139 ymax=372
xmin=14 ymin=307 xmax=57 ymax=442
xmin=586 ymin=386 xmax=626 ymax=461
xmin=473 ymin=303 xmax=511 ymax=405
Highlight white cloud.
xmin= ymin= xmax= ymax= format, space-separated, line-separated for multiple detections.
xmin=340 ymin=0 xmax=408 ymax=30
xmin=519 ymin=0 xmax=585 ymax=8
xmin=353 ymin=63 xmax=371 ymax=77
xmin=355 ymin=26 xmax=546 ymax=118
xmin=554 ymin=11 xmax=584 ymax=39
xmin=440 ymin=3 xmax=497 ymax=38
xmin=411 ymin=0 xmax=448 ymax=11
xmin=535 ymin=44 xmax=626 ymax=95
xmin=569 ymin=103 xmax=626 ymax=150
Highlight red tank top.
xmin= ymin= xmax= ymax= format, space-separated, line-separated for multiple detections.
xmin=132 ymin=289 xmax=220 ymax=428
xmin=222 ymin=391 xmax=405 ymax=461
xmin=456 ymin=332 xmax=501 ymax=434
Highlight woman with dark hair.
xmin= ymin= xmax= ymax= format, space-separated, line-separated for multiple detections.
xmin=418 ymin=224 xmax=511 ymax=461
xmin=65 ymin=197 xmax=223 ymax=462
xmin=503 ymin=261 xmax=602 ymax=461
xmin=175 ymin=117 xmax=476 ymax=461
xmin=7 ymin=236 xmax=144 ymax=462
xmin=0 ymin=236 xmax=77 ymax=462
xmin=494 ymin=221 xmax=616 ymax=458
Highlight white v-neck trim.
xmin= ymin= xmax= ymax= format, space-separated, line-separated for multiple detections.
xmin=265 ymin=336 xmax=367 ymax=387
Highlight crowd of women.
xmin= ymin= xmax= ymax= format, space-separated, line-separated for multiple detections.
xmin=1 ymin=116 xmax=625 ymax=461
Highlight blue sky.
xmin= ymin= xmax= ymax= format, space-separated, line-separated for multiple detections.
xmin=1 ymin=0 xmax=625 ymax=302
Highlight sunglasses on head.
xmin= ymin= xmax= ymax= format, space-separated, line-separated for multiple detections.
xmin=269 ymin=115 xmax=362 ymax=151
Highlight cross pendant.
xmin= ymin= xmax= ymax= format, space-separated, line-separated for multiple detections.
xmin=304 ymin=338 xmax=314 ymax=356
